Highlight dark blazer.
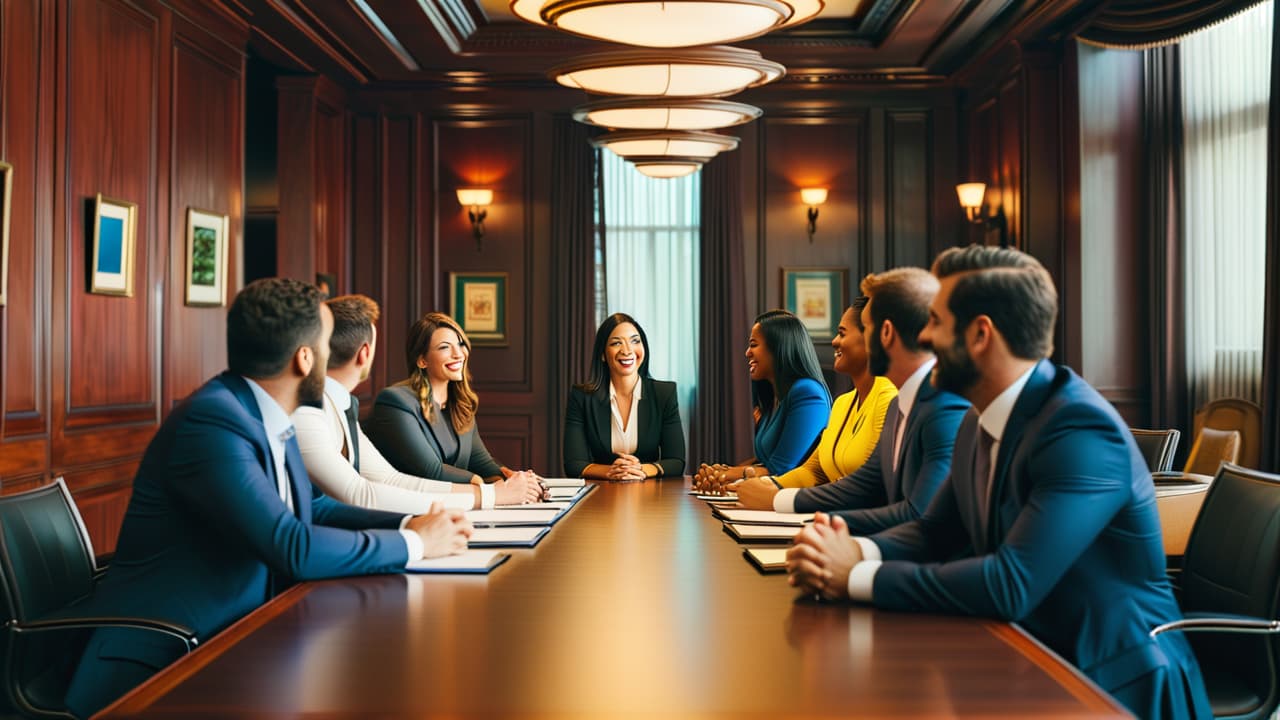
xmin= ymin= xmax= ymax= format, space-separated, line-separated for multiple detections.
xmin=63 ymin=373 xmax=408 ymax=718
xmin=364 ymin=382 xmax=503 ymax=484
xmin=868 ymin=361 xmax=1211 ymax=719
xmin=562 ymin=378 xmax=686 ymax=477
xmin=795 ymin=378 xmax=969 ymax=536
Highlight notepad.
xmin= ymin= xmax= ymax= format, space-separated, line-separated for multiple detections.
xmin=713 ymin=508 xmax=814 ymax=526
xmin=540 ymin=477 xmax=586 ymax=488
xmin=469 ymin=526 xmax=550 ymax=548
xmin=548 ymin=485 xmax=589 ymax=501
xmin=496 ymin=501 xmax=572 ymax=510
xmin=406 ymin=550 xmax=510 ymax=574
xmin=691 ymin=492 xmax=739 ymax=502
xmin=466 ymin=509 xmax=562 ymax=526
xmin=743 ymin=547 xmax=788 ymax=573
xmin=723 ymin=522 xmax=801 ymax=542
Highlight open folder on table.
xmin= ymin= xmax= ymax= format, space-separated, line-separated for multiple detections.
xmin=723 ymin=522 xmax=802 ymax=542
xmin=743 ymin=547 xmax=788 ymax=574
xmin=548 ymin=484 xmax=594 ymax=501
xmin=712 ymin=508 xmax=814 ymax=526
xmin=407 ymin=550 xmax=510 ymax=574
xmin=469 ymin=526 xmax=550 ymax=548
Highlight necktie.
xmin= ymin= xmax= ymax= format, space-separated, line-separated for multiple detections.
xmin=344 ymin=395 xmax=362 ymax=472
xmin=974 ymin=427 xmax=996 ymax=545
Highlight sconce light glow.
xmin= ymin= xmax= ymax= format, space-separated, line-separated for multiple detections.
xmin=802 ymin=187 xmax=827 ymax=242
xmin=456 ymin=188 xmax=493 ymax=249
xmin=955 ymin=182 xmax=986 ymax=211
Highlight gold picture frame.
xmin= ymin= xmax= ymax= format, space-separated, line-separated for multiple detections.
xmin=185 ymin=207 xmax=230 ymax=307
xmin=448 ymin=271 xmax=508 ymax=346
xmin=90 ymin=193 xmax=138 ymax=297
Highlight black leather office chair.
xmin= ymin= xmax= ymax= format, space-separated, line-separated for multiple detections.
xmin=0 ymin=479 xmax=196 ymax=718
xmin=1150 ymin=463 xmax=1280 ymax=720
xmin=1131 ymin=428 xmax=1181 ymax=473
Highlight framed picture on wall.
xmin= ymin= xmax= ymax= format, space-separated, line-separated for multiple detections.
xmin=90 ymin=194 xmax=138 ymax=297
xmin=0 ymin=161 xmax=12 ymax=306
xmin=449 ymin=271 xmax=508 ymax=346
xmin=185 ymin=208 xmax=230 ymax=307
xmin=781 ymin=267 xmax=848 ymax=341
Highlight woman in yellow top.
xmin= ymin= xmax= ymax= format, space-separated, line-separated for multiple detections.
xmin=773 ymin=295 xmax=896 ymax=488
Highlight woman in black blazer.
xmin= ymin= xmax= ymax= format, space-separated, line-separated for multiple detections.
xmin=563 ymin=313 xmax=686 ymax=479
xmin=365 ymin=312 xmax=538 ymax=491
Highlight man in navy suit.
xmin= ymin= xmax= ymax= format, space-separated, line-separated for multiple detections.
xmin=787 ymin=246 xmax=1211 ymax=718
xmin=736 ymin=268 xmax=970 ymax=536
xmin=63 ymin=278 xmax=473 ymax=718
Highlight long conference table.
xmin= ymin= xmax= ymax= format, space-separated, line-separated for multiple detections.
xmin=100 ymin=479 xmax=1129 ymax=718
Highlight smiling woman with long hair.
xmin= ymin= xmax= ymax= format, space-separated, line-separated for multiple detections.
xmin=562 ymin=313 xmax=686 ymax=480
xmin=364 ymin=312 xmax=538 ymax=491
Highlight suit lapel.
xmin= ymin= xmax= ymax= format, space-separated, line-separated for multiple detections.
xmin=220 ymin=373 xmax=305 ymax=520
xmin=984 ymin=359 xmax=1056 ymax=548
xmin=636 ymin=380 xmax=655 ymax=456
xmin=593 ymin=386 xmax=611 ymax=455
xmin=879 ymin=398 xmax=903 ymax=497
xmin=896 ymin=382 xmax=938 ymax=479
xmin=455 ymin=418 xmax=473 ymax=465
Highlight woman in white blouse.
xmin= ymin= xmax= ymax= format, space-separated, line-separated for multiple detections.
xmin=562 ymin=313 xmax=686 ymax=480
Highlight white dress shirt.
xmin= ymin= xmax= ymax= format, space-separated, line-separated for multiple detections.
xmin=245 ymin=376 xmax=423 ymax=562
xmin=292 ymin=377 xmax=488 ymax=513
xmin=846 ymin=363 xmax=1037 ymax=601
xmin=773 ymin=358 xmax=937 ymax=514
xmin=609 ymin=380 xmax=642 ymax=455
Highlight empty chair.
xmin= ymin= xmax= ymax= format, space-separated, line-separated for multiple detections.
xmin=1195 ymin=398 xmax=1262 ymax=470
xmin=1132 ymin=428 xmax=1181 ymax=473
xmin=1150 ymin=463 xmax=1280 ymax=719
xmin=0 ymin=479 xmax=196 ymax=718
xmin=1184 ymin=427 xmax=1242 ymax=478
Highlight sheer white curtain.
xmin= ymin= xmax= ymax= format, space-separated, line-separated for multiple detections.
xmin=599 ymin=153 xmax=701 ymax=439
xmin=1181 ymin=0 xmax=1272 ymax=408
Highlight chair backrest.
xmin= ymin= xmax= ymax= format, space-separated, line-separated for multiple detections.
xmin=1195 ymin=398 xmax=1262 ymax=469
xmin=1183 ymin=427 xmax=1242 ymax=477
xmin=0 ymin=478 xmax=96 ymax=625
xmin=1131 ymin=428 xmax=1181 ymax=473
xmin=1181 ymin=463 xmax=1280 ymax=717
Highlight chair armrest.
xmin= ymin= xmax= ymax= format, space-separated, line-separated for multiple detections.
xmin=1151 ymin=612 xmax=1280 ymax=638
xmin=13 ymin=615 xmax=198 ymax=651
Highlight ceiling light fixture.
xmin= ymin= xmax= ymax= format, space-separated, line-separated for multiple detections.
xmin=549 ymin=47 xmax=785 ymax=98
xmin=591 ymin=130 xmax=740 ymax=178
xmin=511 ymin=0 xmax=822 ymax=47
xmin=572 ymin=97 xmax=762 ymax=131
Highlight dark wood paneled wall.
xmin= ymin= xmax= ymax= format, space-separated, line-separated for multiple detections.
xmin=0 ymin=0 xmax=247 ymax=552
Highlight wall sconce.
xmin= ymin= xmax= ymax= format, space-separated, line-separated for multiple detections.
xmin=456 ymin=188 xmax=492 ymax=250
xmin=801 ymin=188 xmax=827 ymax=243
xmin=955 ymin=182 xmax=1008 ymax=247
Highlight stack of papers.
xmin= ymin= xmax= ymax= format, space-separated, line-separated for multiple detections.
xmin=541 ymin=478 xmax=586 ymax=488
xmin=466 ymin=508 xmax=563 ymax=526
xmin=723 ymin=523 xmax=801 ymax=542
xmin=406 ymin=550 xmax=510 ymax=574
xmin=712 ymin=508 xmax=814 ymax=526
xmin=469 ymin=526 xmax=550 ymax=548
xmin=743 ymin=547 xmax=788 ymax=573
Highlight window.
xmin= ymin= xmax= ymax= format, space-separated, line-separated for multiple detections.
xmin=1181 ymin=1 xmax=1272 ymax=407
xmin=597 ymin=152 xmax=701 ymax=439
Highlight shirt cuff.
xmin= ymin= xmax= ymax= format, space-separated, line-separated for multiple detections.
xmin=479 ymin=483 xmax=496 ymax=509
xmin=399 ymin=517 xmax=425 ymax=562
xmin=773 ymin=487 xmax=800 ymax=513
xmin=846 ymin=537 xmax=883 ymax=602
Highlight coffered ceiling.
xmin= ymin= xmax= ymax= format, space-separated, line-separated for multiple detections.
xmin=222 ymin=0 xmax=1099 ymax=87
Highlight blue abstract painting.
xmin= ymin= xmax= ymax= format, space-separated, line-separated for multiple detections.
xmin=97 ymin=216 xmax=124 ymax=274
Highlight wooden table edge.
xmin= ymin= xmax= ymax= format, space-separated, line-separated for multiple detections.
xmin=95 ymin=583 xmax=316 ymax=718
xmin=984 ymin=621 xmax=1131 ymax=716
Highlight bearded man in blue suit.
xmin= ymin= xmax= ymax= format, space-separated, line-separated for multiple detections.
xmin=63 ymin=278 xmax=473 ymax=718
xmin=787 ymin=245 xmax=1211 ymax=719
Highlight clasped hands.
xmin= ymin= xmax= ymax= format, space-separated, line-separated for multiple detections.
xmin=607 ymin=453 xmax=648 ymax=481
xmin=785 ymin=513 xmax=864 ymax=602
xmin=691 ymin=463 xmax=738 ymax=495
xmin=494 ymin=467 xmax=548 ymax=504
xmin=406 ymin=502 xmax=473 ymax=558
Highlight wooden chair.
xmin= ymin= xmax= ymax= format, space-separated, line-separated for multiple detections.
xmin=1184 ymin=427 xmax=1242 ymax=478
xmin=1194 ymin=398 xmax=1262 ymax=470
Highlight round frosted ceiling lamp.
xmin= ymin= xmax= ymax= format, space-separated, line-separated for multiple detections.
xmin=633 ymin=159 xmax=704 ymax=178
xmin=573 ymin=98 xmax=762 ymax=131
xmin=511 ymin=0 xmax=822 ymax=47
xmin=590 ymin=130 xmax=740 ymax=161
xmin=550 ymin=47 xmax=785 ymax=98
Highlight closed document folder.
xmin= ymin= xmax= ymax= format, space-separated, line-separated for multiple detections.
xmin=540 ymin=477 xmax=586 ymax=488
xmin=469 ymin=526 xmax=550 ymax=548
xmin=712 ymin=508 xmax=814 ymax=526
xmin=406 ymin=550 xmax=510 ymax=574
xmin=466 ymin=508 xmax=563 ymax=526
xmin=723 ymin=522 xmax=801 ymax=542
xmin=743 ymin=547 xmax=788 ymax=573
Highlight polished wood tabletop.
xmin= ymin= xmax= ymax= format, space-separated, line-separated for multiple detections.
xmin=102 ymin=479 xmax=1128 ymax=718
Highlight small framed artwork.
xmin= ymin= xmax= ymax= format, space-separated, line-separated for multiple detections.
xmin=0 ymin=161 xmax=12 ymax=306
xmin=781 ymin=267 xmax=848 ymax=341
xmin=90 ymin=193 xmax=138 ymax=296
xmin=449 ymin=271 xmax=508 ymax=346
xmin=185 ymin=208 xmax=230 ymax=307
